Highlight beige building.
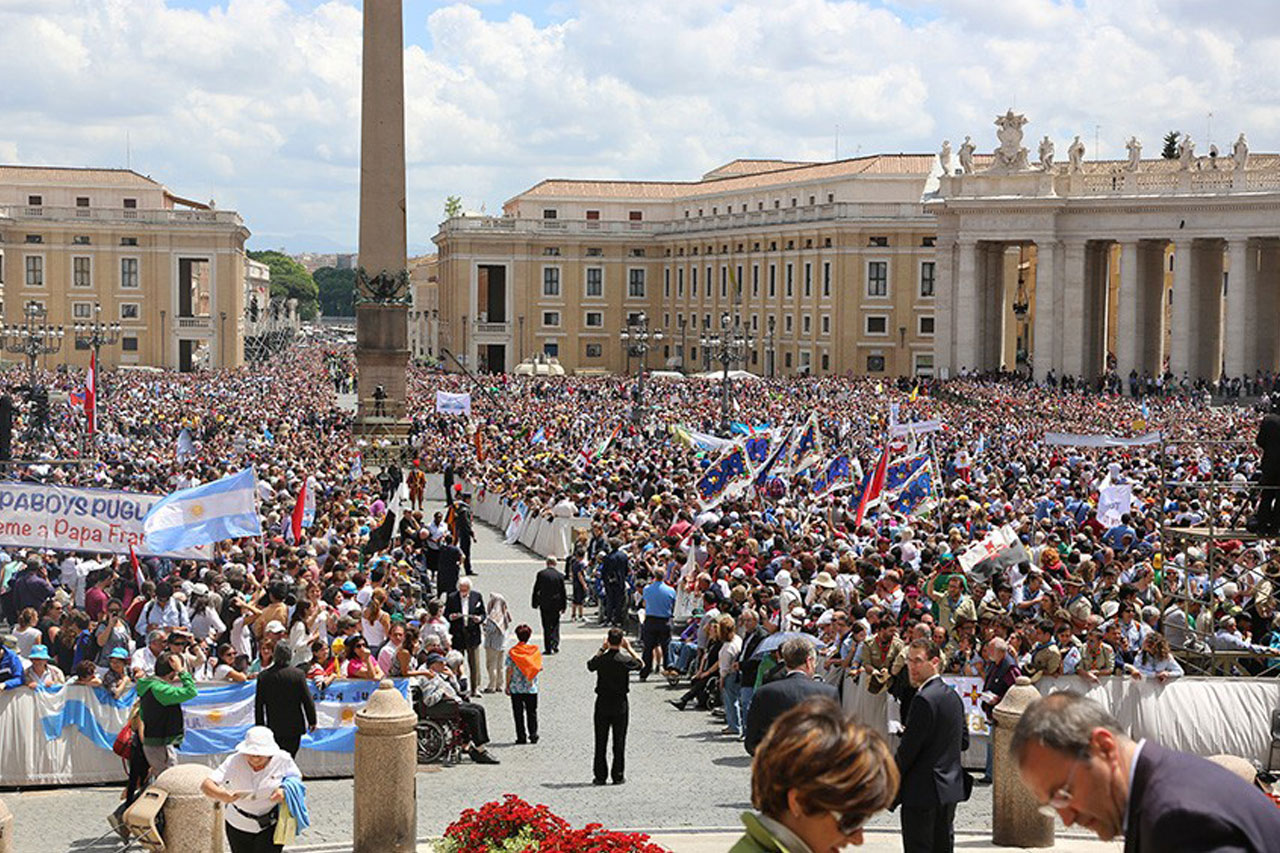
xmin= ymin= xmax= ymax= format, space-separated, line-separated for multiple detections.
xmin=0 ymin=166 xmax=250 ymax=371
xmin=433 ymin=156 xmax=940 ymax=377
xmin=408 ymin=253 xmax=439 ymax=363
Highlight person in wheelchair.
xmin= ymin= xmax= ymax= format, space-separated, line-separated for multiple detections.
xmin=419 ymin=652 xmax=500 ymax=764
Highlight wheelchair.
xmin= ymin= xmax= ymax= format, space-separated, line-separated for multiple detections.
xmin=413 ymin=687 xmax=468 ymax=766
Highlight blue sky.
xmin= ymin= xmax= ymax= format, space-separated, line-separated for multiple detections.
xmin=1 ymin=0 xmax=1277 ymax=253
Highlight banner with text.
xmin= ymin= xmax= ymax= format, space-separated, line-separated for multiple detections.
xmin=0 ymin=482 xmax=209 ymax=559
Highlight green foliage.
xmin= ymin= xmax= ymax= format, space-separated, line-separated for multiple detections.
xmin=314 ymin=266 xmax=356 ymax=317
xmin=247 ymin=250 xmax=319 ymax=320
xmin=444 ymin=195 xmax=463 ymax=218
xmin=1161 ymin=131 xmax=1180 ymax=159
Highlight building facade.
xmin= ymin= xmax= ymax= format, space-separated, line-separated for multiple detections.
xmin=433 ymin=157 xmax=941 ymax=376
xmin=408 ymin=253 xmax=440 ymax=363
xmin=0 ymin=166 xmax=250 ymax=371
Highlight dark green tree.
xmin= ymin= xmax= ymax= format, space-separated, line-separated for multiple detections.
xmin=1161 ymin=131 xmax=1180 ymax=159
xmin=314 ymin=266 xmax=356 ymax=317
xmin=444 ymin=195 xmax=463 ymax=218
xmin=247 ymin=250 xmax=319 ymax=319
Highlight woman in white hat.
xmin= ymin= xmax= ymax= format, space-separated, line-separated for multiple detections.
xmin=201 ymin=725 xmax=301 ymax=853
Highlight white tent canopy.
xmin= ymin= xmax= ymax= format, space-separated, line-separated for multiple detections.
xmin=692 ymin=369 xmax=762 ymax=381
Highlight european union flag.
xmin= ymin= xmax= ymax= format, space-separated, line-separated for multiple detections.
xmin=811 ymin=455 xmax=853 ymax=498
xmin=695 ymin=445 xmax=753 ymax=508
xmin=887 ymin=464 xmax=934 ymax=516
xmin=884 ymin=453 xmax=929 ymax=492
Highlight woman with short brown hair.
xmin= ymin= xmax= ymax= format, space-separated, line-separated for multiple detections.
xmin=731 ymin=697 xmax=898 ymax=852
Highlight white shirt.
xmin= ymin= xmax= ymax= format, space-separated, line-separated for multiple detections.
xmin=210 ymin=751 xmax=301 ymax=834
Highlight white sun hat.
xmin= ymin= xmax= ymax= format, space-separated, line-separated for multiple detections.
xmin=235 ymin=726 xmax=283 ymax=757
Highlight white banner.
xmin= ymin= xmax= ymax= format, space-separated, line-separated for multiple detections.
xmin=889 ymin=419 xmax=944 ymax=438
xmin=0 ymin=482 xmax=208 ymax=559
xmin=1098 ymin=484 xmax=1134 ymax=527
xmin=1042 ymin=431 xmax=1162 ymax=447
xmin=435 ymin=390 xmax=472 ymax=415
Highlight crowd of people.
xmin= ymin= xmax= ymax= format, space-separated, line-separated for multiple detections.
xmin=2 ymin=339 xmax=1280 ymax=848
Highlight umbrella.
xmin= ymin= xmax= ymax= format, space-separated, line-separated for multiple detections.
xmin=751 ymin=631 xmax=824 ymax=660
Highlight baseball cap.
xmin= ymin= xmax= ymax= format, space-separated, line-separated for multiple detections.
xmin=109 ymin=647 xmax=131 ymax=660
xmin=426 ymin=652 xmax=446 ymax=666
xmin=341 ymin=581 xmax=358 ymax=594
xmin=264 ymin=620 xmax=287 ymax=634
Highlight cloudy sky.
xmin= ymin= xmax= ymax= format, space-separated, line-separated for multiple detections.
xmin=3 ymin=0 xmax=1278 ymax=253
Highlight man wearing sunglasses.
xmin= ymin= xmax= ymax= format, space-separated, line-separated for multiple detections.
xmin=1012 ymin=691 xmax=1280 ymax=850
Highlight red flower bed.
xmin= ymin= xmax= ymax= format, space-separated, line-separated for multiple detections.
xmin=439 ymin=794 xmax=670 ymax=853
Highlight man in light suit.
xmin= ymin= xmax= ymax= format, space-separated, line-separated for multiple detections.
xmin=894 ymin=638 xmax=970 ymax=853
xmin=1013 ymin=691 xmax=1280 ymax=852
xmin=531 ymin=557 xmax=566 ymax=654
xmin=742 ymin=637 xmax=837 ymax=755
xmin=445 ymin=576 xmax=485 ymax=693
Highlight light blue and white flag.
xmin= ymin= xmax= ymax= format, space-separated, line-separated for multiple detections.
xmin=529 ymin=427 xmax=546 ymax=445
xmin=435 ymin=390 xmax=472 ymax=416
xmin=349 ymin=454 xmax=363 ymax=481
xmin=143 ymin=468 xmax=262 ymax=552
xmin=176 ymin=427 xmax=195 ymax=462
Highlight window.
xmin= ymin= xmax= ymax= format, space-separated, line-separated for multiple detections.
xmin=921 ymin=236 xmax=936 ymax=247
xmin=822 ymin=262 xmax=831 ymax=297
xmin=867 ymin=261 xmax=888 ymax=297
xmin=585 ymin=343 xmax=603 ymax=358
xmin=585 ymin=267 xmax=603 ymax=297
xmin=73 ymin=235 xmax=90 ymax=245
xmin=76 ymin=197 xmax=89 ymax=208
xmin=122 ymin=336 xmax=138 ymax=352
xmin=585 ymin=210 xmax=600 ymax=220
xmin=918 ymin=315 xmax=935 ymax=336
xmin=784 ymin=315 xmax=793 ymax=333
xmin=72 ymin=302 xmax=94 ymax=320
xmin=752 ymin=265 xmax=759 ymax=297
xmin=691 ymin=267 xmax=698 ymax=297
xmin=121 ymin=303 xmax=141 ymax=320
xmin=628 ymin=211 xmax=642 ymax=221
xmin=585 ymin=311 xmax=603 ymax=327
xmin=866 ymin=315 xmax=888 ymax=335
xmin=25 ymin=255 xmax=44 ymax=287
xmin=73 ymin=256 xmax=91 ymax=288
xmin=628 ymin=268 xmax=646 ymax=298
xmin=920 ymin=261 xmax=936 ymax=298
xmin=866 ymin=355 xmax=886 ymax=373
xmin=719 ymin=267 xmax=727 ymax=299
xmin=542 ymin=267 xmax=561 ymax=297
xmin=542 ymin=209 xmax=557 ymax=219
xmin=120 ymin=237 xmax=138 ymax=246
xmin=542 ymin=247 xmax=560 ymax=256
xmin=123 ymin=198 xmax=137 ymax=209
xmin=827 ymin=193 xmax=835 ymax=203
xmin=664 ymin=268 xmax=671 ymax=298
xmin=800 ymin=351 xmax=812 ymax=372
xmin=802 ymin=316 xmax=811 ymax=334
xmin=121 ymin=257 xmax=140 ymax=288
xmin=543 ymin=342 xmax=559 ymax=357
xmin=25 ymin=235 xmax=42 ymax=244
xmin=821 ymin=353 xmax=830 ymax=371
xmin=768 ymin=265 xmax=776 ymax=298
xmin=629 ymin=248 xmax=646 ymax=257
xmin=868 ymin=236 xmax=889 ymax=247
xmin=28 ymin=195 xmax=42 ymax=206
xmin=821 ymin=315 xmax=830 ymax=335
xmin=785 ymin=352 xmax=793 ymax=368
xmin=677 ymin=268 xmax=685 ymax=298
xmin=628 ymin=312 xmax=646 ymax=326
xmin=808 ymin=195 xmax=816 ymax=206
xmin=803 ymin=263 xmax=812 ymax=298
xmin=785 ymin=264 xmax=793 ymax=298
xmin=542 ymin=311 xmax=561 ymax=327
xmin=585 ymin=247 xmax=603 ymax=257
xmin=914 ymin=354 xmax=935 ymax=377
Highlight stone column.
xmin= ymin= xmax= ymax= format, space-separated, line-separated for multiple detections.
xmin=354 ymin=680 xmax=418 ymax=852
xmin=1115 ymin=240 xmax=1140 ymax=384
xmin=152 ymin=764 xmax=225 ymax=853
xmin=355 ymin=0 xmax=410 ymax=421
xmin=933 ymin=239 xmax=956 ymax=378
xmin=1032 ymin=241 xmax=1057 ymax=381
xmin=1258 ymin=241 xmax=1280 ymax=373
xmin=991 ymin=677 xmax=1054 ymax=847
xmin=1060 ymin=240 xmax=1087 ymax=379
xmin=1191 ymin=239 xmax=1225 ymax=381
xmin=1139 ymin=241 xmax=1168 ymax=375
xmin=1169 ymin=240 xmax=1193 ymax=378
xmin=1224 ymin=238 xmax=1252 ymax=376
xmin=954 ymin=240 xmax=979 ymax=373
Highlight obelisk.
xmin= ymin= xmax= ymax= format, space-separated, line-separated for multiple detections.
xmin=354 ymin=0 xmax=409 ymax=422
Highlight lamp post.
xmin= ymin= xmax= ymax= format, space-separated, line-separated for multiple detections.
xmin=700 ymin=311 xmax=753 ymax=434
xmin=2 ymin=301 xmax=65 ymax=448
xmin=619 ymin=312 xmax=663 ymax=424
xmin=73 ymin=302 xmax=122 ymax=366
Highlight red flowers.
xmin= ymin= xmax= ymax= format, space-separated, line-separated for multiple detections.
xmin=438 ymin=794 xmax=669 ymax=853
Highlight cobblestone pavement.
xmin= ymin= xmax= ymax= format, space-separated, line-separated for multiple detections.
xmin=6 ymin=504 xmax=1011 ymax=851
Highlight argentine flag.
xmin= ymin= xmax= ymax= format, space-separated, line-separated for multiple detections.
xmin=143 ymin=468 xmax=263 ymax=552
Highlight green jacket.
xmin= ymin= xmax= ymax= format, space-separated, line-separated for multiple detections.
xmin=137 ymin=671 xmax=197 ymax=746
xmin=728 ymin=813 xmax=807 ymax=853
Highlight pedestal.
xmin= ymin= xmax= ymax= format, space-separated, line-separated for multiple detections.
xmin=354 ymin=680 xmax=418 ymax=852
xmin=991 ymin=677 xmax=1054 ymax=847
xmin=0 ymin=796 xmax=12 ymax=853
xmin=153 ymin=764 xmax=225 ymax=853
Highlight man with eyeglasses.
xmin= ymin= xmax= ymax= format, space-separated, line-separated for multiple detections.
xmin=1012 ymin=691 xmax=1280 ymax=850
xmin=893 ymin=638 xmax=970 ymax=853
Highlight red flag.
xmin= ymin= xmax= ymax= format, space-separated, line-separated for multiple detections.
xmin=290 ymin=477 xmax=308 ymax=544
xmin=85 ymin=350 xmax=97 ymax=435
xmin=129 ymin=544 xmax=145 ymax=591
xmin=855 ymin=440 xmax=891 ymax=528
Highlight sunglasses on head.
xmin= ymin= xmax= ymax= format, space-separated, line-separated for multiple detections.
xmin=829 ymin=810 xmax=870 ymax=835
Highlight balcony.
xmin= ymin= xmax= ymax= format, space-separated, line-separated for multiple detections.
xmin=441 ymin=217 xmax=663 ymax=237
xmin=176 ymin=316 xmax=213 ymax=332
xmin=474 ymin=321 xmax=510 ymax=336
xmin=0 ymin=205 xmax=244 ymax=228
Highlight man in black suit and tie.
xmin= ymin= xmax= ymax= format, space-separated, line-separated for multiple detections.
xmin=445 ymin=576 xmax=485 ymax=693
xmin=254 ymin=645 xmax=317 ymax=756
xmin=599 ymin=540 xmax=629 ymax=627
xmin=1013 ymin=691 xmax=1280 ymax=851
xmin=743 ymin=637 xmax=837 ymax=755
xmin=895 ymin=638 xmax=970 ymax=853
xmin=586 ymin=628 xmax=641 ymax=785
xmin=531 ymin=557 xmax=566 ymax=654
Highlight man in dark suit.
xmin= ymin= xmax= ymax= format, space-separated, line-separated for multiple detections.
xmin=1013 ymin=691 xmax=1280 ymax=851
xmin=1253 ymin=397 xmax=1280 ymax=532
xmin=455 ymin=496 xmax=476 ymax=575
xmin=531 ymin=557 xmax=567 ymax=654
xmin=743 ymin=637 xmax=837 ymax=755
xmin=586 ymin=627 xmax=642 ymax=785
xmin=445 ymin=576 xmax=485 ymax=693
xmin=436 ymin=535 xmax=464 ymax=596
xmin=253 ymin=645 xmax=317 ymax=756
xmin=599 ymin=539 xmax=629 ymax=626
xmin=895 ymin=638 xmax=970 ymax=853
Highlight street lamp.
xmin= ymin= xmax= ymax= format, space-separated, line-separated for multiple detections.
xmin=2 ymin=302 xmax=65 ymax=448
xmin=73 ymin=303 xmax=123 ymax=366
xmin=700 ymin=311 xmax=753 ymax=433
xmin=619 ymin=312 xmax=663 ymax=423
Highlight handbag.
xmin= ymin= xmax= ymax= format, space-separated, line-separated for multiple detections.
xmin=112 ymin=726 xmax=134 ymax=761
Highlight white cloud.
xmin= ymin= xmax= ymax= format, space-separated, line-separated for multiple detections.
xmin=0 ymin=0 xmax=1276 ymax=250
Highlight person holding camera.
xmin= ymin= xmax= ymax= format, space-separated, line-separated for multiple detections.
xmin=587 ymin=628 xmax=642 ymax=785
xmin=136 ymin=650 xmax=198 ymax=777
